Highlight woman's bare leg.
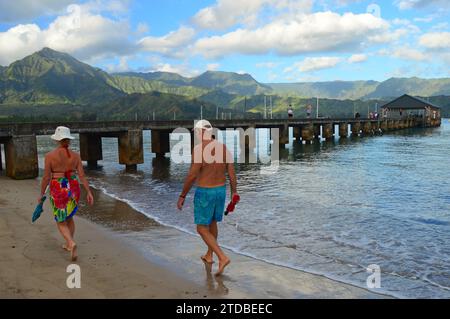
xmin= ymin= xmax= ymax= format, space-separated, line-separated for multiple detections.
xmin=56 ymin=221 xmax=77 ymax=261
xmin=67 ymin=217 xmax=75 ymax=238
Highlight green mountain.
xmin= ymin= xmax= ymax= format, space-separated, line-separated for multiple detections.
xmin=99 ymin=91 xmax=218 ymax=120
xmin=365 ymin=77 xmax=450 ymax=99
xmin=0 ymin=48 xmax=124 ymax=104
xmin=114 ymin=71 xmax=190 ymax=86
xmin=117 ymin=70 xmax=273 ymax=96
xmin=109 ymin=75 xmax=208 ymax=97
xmin=1 ymin=48 xmax=450 ymax=122
xmin=269 ymin=81 xmax=380 ymax=100
xmin=190 ymin=71 xmax=272 ymax=95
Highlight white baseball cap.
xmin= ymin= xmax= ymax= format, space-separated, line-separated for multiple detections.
xmin=51 ymin=126 xmax=75 ymax=141
xmin=193 ymin=119 xmax=213 ymax=131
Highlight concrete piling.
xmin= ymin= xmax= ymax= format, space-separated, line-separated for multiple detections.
xmin=80 ymin=133 xmax=103 ymax=169
xmin=279 ymin=124 xmax=289 ymax=147
xmin=293 ymin=126 xmax=302 ymax=142
xmin=313 ymin=124 xmax=321 ymax=140
xmin=351 ymin=122 xmax=361 ymax=136
xmin=151 ymin=130 xmax=170 ymax=159
xmin=339 ymin=123 xmax=348 ymax=138
xmin=302 ymin=123 xmax=314 ymax=144
xmin=323 ymin=123 xmax=334 ymax=140
xmin=5 ymin=135 xmax=38 ymax=179
xmin=363 ymin=122 xmax=372 ymax=135
xmin=119 ymin=129 xmax=144 ymax=171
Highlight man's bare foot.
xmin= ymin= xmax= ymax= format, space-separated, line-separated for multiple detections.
xmin=201 ymin=254 xmax=214 ymax=264
xmin=68 ymin=242 xmax=77 ymax=261
xmin=215 ymin=258 xmax=230 ymax=276
xmin=62 ymin=244 xmax=70 ymax=251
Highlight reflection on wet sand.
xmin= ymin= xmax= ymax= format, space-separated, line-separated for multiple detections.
xmin=203 ymin=261 xmax=229 ymax=297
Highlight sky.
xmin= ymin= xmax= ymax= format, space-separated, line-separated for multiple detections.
xmin=0 ymin=0 xmax=450 ymax=83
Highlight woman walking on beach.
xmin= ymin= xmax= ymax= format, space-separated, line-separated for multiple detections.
xmin=39 ymin=126 xmax=94 ymax=261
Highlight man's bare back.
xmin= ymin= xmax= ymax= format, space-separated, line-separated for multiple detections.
xmin=193 ymin=140 xmax=230 ymax=188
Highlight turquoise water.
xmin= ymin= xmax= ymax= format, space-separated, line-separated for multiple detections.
xmin=34 ymin=120 xmax=450 ymax=298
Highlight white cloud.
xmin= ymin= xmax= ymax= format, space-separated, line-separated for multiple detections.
xmin=138 ymin=26 xmax=195 ymax=58
xmin=256 ymin=61 xmax=278 ymax=68
xmin=0 ymin=0 xmax=131 ymax=23
xmin=192 ymin=0 xmax=313 ymax=30
xmin=150 ymin=63 xmax=200 ymax=77
xmin=414 ymin=16 xmax=435 ymax=23
xmin=0 ymin=3 xmax=135 ymax=66
xmin=206 ymin=63 xmax=220 ymax=71
xmin=367 ymin=28 xmax=409 ymax=43
xmin=348 ymin=54 xmax=367 ymax=63
xmin=419 ymin=32 xmax=450 ymax=50
xmin=284 ymin=57 xmax=342 ymax=73
xmin=193 ymin=0 xmax=266 ymax=30
xmin=392 ymin=47 xmax=427 ymax=61
xmin=395 ymin=0 xmax=450 ymax=10
xmin=136 ymin=22 xmax=150 ymax=35
xmin=105 ymin=56 xmax=130 ymax=73
xmin=194 ymin=11 xmax=390 ymax=58
xmin=0 ymin=0 xmax=74 ymax=23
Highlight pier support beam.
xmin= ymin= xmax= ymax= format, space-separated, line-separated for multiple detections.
xmin=301 ymin=124 xmax=314 ymax=144
xmin=387 ymin=120 xmax=394 ymax=130
xmin=363 ymin=122 xmax=372 ymax=135
xmin=279 ymin=124 xmax=289 ymax=147
xmin=351 ymin=122 xmax=361 ymax=136
xmin=119 ymin=129 xmax=144 ymax=171
xmin=339 ymin=123 xmax=348 ymax=138
xmin=293 ymin=126 xmax=302 ymax=142
xmin=313 ymin=124 xmax=321 ymax=140
xmin=371 ymin=121 xmax=379 ymax=131
xmin=80 ymin=133 xmax=103 ymax=169
xmin=5 ymin=135 xmax=38 ymax=180
xmin=381 ymin=120 xmax=388 ymax=131
xmin=151 ymin=130 xmax=170 ymax=158
xmin=322 ymin=123 xmax=334 ymax=140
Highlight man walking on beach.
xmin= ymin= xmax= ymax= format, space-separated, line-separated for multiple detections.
xmin=177 ymin=120 xmax=237 ymax=276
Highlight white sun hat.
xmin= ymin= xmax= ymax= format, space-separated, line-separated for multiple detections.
xmin=193 ymin=119 xmax=213 ymax=131
xmin=51 ymin=126 xmax=75 ymax=141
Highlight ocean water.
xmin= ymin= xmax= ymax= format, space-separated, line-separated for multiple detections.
xmin=34 ymin=121 xmax=450 ymax=299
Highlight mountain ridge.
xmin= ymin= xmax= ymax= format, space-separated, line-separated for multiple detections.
xmin=0 ymin=48 xmax=449 ymax=107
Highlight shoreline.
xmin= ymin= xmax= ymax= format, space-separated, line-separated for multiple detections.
xmin=0 ymin=176 xmax=391 ymax=299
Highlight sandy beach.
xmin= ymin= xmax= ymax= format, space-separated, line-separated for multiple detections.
xmin=0 ymin=176 xmax=390 ymax=299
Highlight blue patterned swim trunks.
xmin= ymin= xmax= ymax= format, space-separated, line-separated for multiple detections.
xmin=194 ymin=185 xmax=226 ymax=225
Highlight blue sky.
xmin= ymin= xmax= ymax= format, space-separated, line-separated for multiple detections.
xmin=0 ymin=0 xmax=449 ymax=83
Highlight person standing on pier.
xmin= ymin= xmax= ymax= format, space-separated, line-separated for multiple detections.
xmin=177 ymin=120 xmax=238 ymax=276
xmin=306 ymin=105 xmax=312 ymax=119
xmin=288 ymin=105 xmax=294 ymax=119
xmin=39 ymin=126 xmax=94 ymax=261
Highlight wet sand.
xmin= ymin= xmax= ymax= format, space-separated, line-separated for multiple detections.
xmin=0 ymin=176 xmax=391 ymax=299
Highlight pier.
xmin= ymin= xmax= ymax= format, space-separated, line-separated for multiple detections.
xmin=0 ymin=116 xmax=441 ymax=180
